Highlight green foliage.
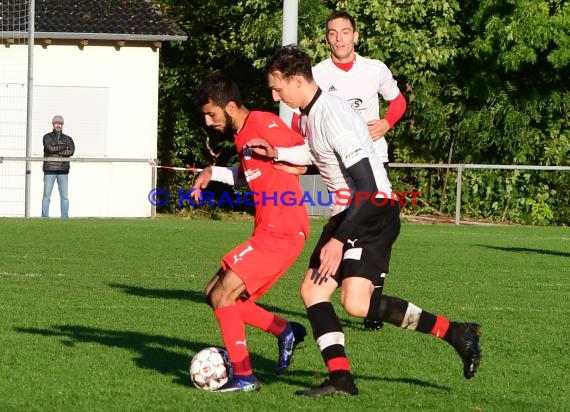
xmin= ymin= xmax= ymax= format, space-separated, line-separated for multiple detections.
xmin=152 ymin=0 xmax=329 ymax=213
xmin=391 ymin=166 xmax=567 ymax=225
xmin=332 ymin=0 xmax=463 ymax=79
xmin=153 ymin=0 xmax=569 ymax=224
xmin=469 ymin=0 xmax=570 ymax=70
xmin=311 ymin=0 xmax=569 ymax=225
xmin=460 ymin=169 xmax=557 ymax=225
xmin=233 ymin=0 xmax=330 ymax=67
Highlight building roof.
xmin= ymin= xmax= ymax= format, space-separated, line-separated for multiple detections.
xmin=0 ymin=0 xmax=187 ymax=42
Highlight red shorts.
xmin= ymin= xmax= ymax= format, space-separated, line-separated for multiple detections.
xmin=222 ymin=229 xmax=306 ymax=301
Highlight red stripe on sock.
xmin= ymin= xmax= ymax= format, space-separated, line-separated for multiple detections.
xmin=327 ymin=357 xmax=351 ymax=373
xmin=431 ymin=315 xmax=450 ymax=338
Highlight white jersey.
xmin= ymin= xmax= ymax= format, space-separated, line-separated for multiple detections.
xmin=312 ymin=54 xmax=400 ymax=163
xmin=299 ymin=89 xmax=392 ymax=216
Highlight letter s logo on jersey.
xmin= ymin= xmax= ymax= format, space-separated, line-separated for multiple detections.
xmin=348 ymin=98 xmax=363 ymax=111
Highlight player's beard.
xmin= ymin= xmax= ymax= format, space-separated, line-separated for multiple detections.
xmin=210 ymin=110 xmax=235 ymax=143
xmin=222 ymin=110 xmax=236 ymax=137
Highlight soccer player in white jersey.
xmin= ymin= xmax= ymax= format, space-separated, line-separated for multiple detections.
xmin=248 ymin=45 xmax=482 ymax=397
xmin=313 ymin=10 xmax=407 ymax=169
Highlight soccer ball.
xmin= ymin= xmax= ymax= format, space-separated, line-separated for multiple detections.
xmin=189 ymin=347 xmax=232 ymax=391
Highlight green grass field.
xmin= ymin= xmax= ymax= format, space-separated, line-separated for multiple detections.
xmin=0 ymin=217 xmax=568 ymax=411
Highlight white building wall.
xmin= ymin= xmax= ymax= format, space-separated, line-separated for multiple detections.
xmin=0 ymin=44 xmax=28 ymax=216
xmin=0 ymin=43 xmax=159 ymax=217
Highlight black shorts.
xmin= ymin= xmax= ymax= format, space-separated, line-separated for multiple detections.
xmin=309 ymin=200 xmax=401 ymax=285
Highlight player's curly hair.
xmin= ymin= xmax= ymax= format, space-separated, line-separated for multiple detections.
xmin=265 ymin=44 xmax=314 ymax=81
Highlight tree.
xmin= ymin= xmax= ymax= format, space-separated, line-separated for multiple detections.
xmin=326 ymin=0 xmax=569 ymax=223
xmin=152 ymin=0 xmax=328 ymax=211
xmin=153 ymin=0 xmax=569 ymax=224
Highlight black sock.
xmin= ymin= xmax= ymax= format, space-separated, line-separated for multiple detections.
xmin=306 ymin=302 xmax=351 ymax=372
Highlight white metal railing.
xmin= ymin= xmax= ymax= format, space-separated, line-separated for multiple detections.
xmin=392 ymin=163 xmax=570 ymax=224
xmin=0 ymin=156 xmax=157 ymax=218
xmin=300 ymin=163 xmax=570 ymax=224
xmin=2 ymin=156 xmax=569 ymax=223
xmin=0 ymin=156 xmax=152 ymax=163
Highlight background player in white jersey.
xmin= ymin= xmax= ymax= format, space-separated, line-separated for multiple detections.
xmin=249 ymin=45 xmax=481 ymax=397
xmin=313 ymin=10 xmax=407 ymax=169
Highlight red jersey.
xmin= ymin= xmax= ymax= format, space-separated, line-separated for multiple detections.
xmin=234 ymin=111 xmax=309 ymax=237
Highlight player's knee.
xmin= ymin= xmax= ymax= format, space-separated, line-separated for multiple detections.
xmin=299 ymin=280 xmax=313 ymax=305
xmin=341 ymin=284 xmax=373 ymax=318
xmin=208 ymin=288 xmax=222 ymax=308
xmin=341 ymin=296 xmax=369 ymax=318
xmin=300 ymin=274 xmax=333 ymax=307
xmin=208 ymin=285 xmax=235 ymax=309
xmin=204 ymin=282 xmax=215 ymax=303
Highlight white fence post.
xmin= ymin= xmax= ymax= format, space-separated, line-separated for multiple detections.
xmin=455 ymin=165 xmax=463 ymax=225
xmin=151 ymin=161 xmax=157 ymax=218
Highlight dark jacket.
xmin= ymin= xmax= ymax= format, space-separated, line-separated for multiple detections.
xmin=43 ymin=131 xmax=75 ymax=174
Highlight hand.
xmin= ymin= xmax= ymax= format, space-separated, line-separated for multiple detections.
xmin=244 ymin=138 xmax=278 ymax=158
xmin=191 ymin=167 xmax=213 ymax=202
xmin=367 ymin=119 xmax=391 ymax=141
xmin=273 ymin=162 xmax=307 ymax=175
xmin=318 ymin=238 xmax=344 ymax=279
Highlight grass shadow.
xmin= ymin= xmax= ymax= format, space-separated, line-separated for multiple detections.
xmin=476 ymin=245 xmax=570 ymax=257
xmin=284 ymin=369 xmax=450 ymax=392
xmin=377 ymin=376 xmax=450 ymax=391
xmin=15 ymin=325 xmax=200 ymax=386
xmin=17 ymin=323 xmax=450 ymax=392
xmin=14 ymin=324 xmax=313 ymax=387
xmin=108 ymin=283 xmax=203 ymax=301
xmin=107 ymin=283 xmax=363 ymax=330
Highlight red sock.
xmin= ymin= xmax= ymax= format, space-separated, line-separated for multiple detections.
xmin=236 ymin=300 xmax=287 ymax=336
xmin=327 ymin=356 xmax=352 ymax=373
xmin=214 ymin=305 xmax=252 ymax=376
xmin=431 ymin=315 xmax=450 ymax=339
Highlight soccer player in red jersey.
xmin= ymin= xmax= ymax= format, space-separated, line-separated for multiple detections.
xmin=191 ymin=73 xmax=309 ymax=392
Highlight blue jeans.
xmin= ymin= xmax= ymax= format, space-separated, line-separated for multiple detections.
xmin=42 ymin=174 xmax=69 ymax=218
